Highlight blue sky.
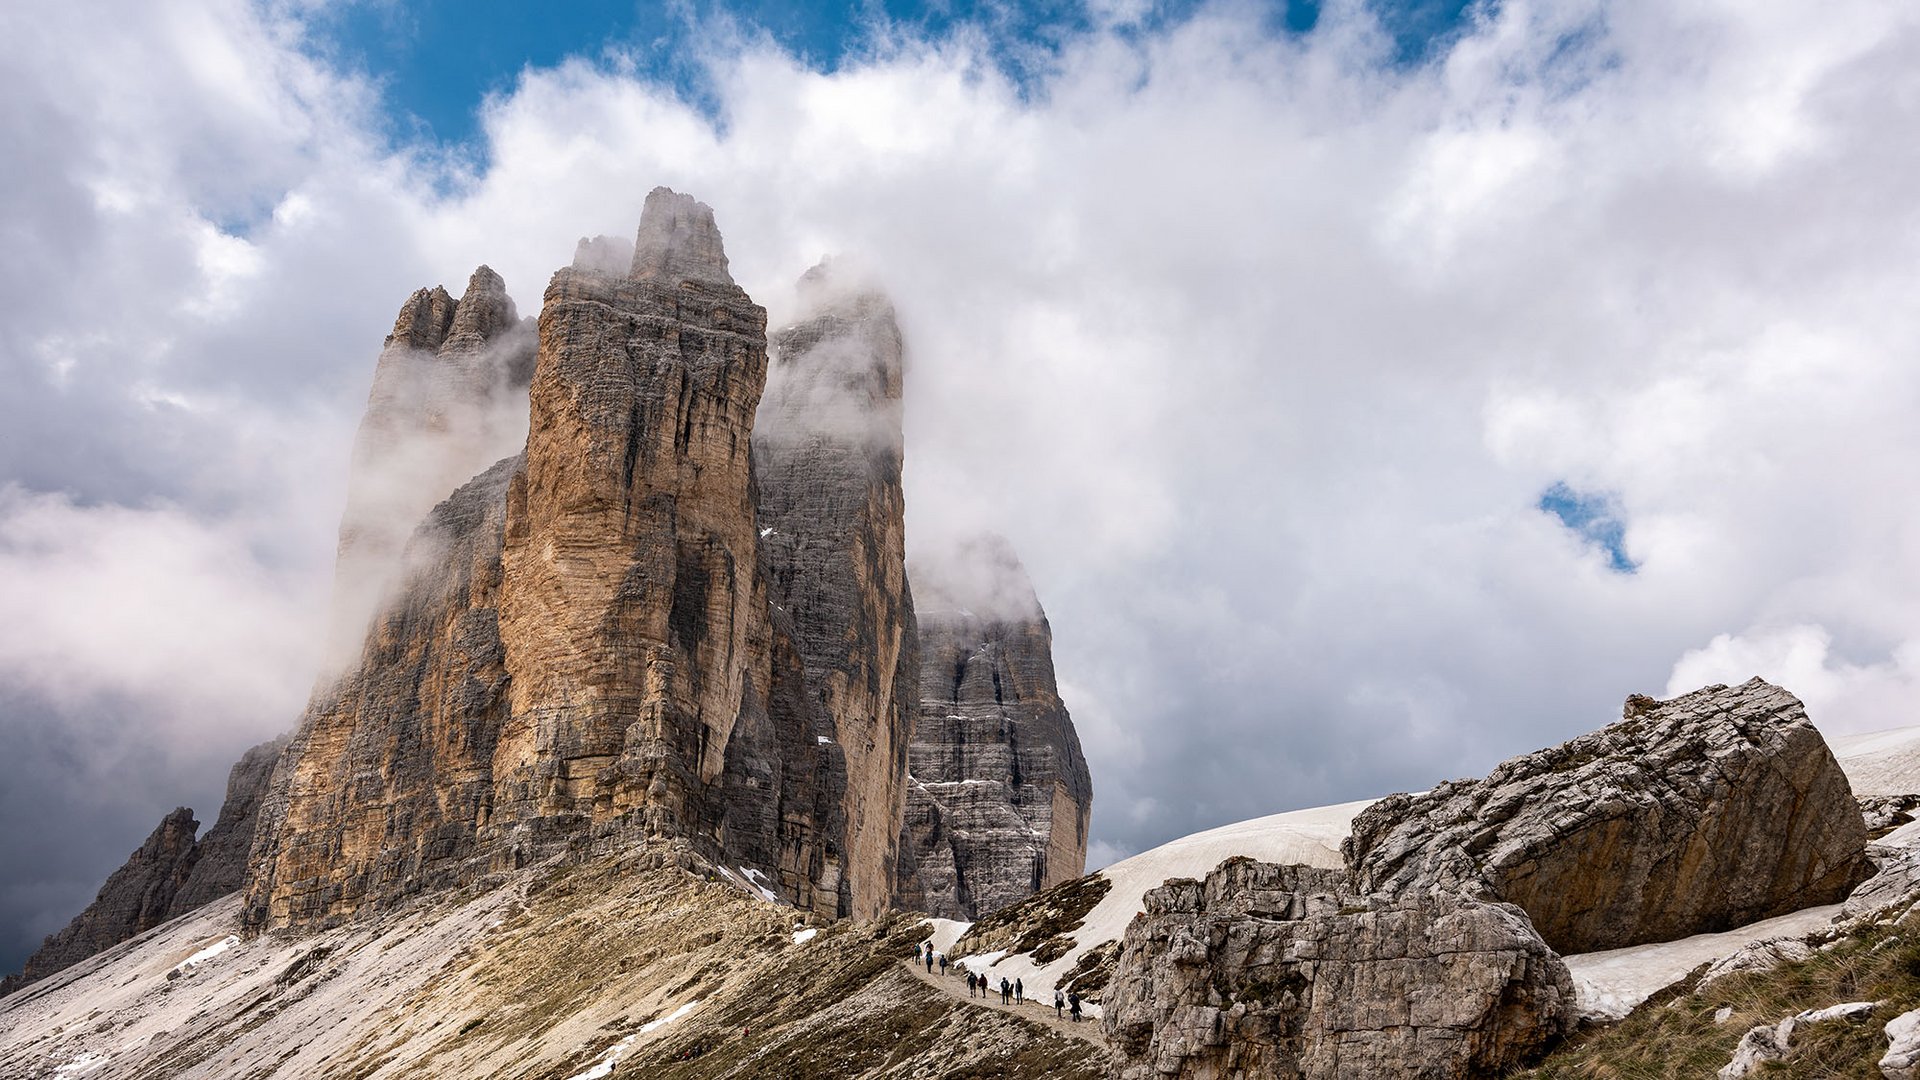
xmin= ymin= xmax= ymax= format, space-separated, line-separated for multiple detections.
xmin=311 ymin=0 xmax=1477 ymax=149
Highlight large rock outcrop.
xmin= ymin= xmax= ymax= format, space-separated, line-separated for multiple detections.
xmin=754 ymin=261 xmax=919 ymax=919
xmin=245 ymin=189 xmax=843 ymax=930
xmin=1346 ymin=678 xmax=1870 ymax=954
xmin=324 ymin=265 xmax=535 ymax=668
xmin=895 ymin=535 xmax=1093 ymax=919
xmin=2 ymin=809 xmax=202 ymax=996
xmin=1104 ymin=857 xmax=1574 ymax=1080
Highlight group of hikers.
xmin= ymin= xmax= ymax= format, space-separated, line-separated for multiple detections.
xmin=912 ymin=942 xmax=1085 ymax=1023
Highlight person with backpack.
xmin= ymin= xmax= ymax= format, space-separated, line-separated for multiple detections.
xmin=1014 ymin=977 xmax=1023 ymax=1004
xmin=1054 ymin=989 xmax=1064 ymax=1018
xmin=1069 ymin=991 xmax=1082 ymax=1022
xmin=1000 ymin=977 xmax=1011 ymax=1004
xmin=967 ymin=970 xmax=977 ymax=996
xmin=925 ymin=948 xmax=934 ymax=974
xmin=939 ymin=953 xmax=948 ymax=976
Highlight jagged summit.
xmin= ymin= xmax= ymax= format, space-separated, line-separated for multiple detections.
xmin=630 ymin=186 xmax=733 ymax=285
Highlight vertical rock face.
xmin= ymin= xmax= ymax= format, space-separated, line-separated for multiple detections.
xmin=895 ymin=535 xmax=1093 ymax=919
xmin=325 ymin=265 xmax=535 ymax=669
xmin=754 ymin=262 xmax=918 ymax=919
xmin=169 ymin=736 xmax=289 ymax=915
xmin=3 ymin=809 xmax=202 ymax=995
xmin=245 ymin=189 xmax=841 ymax=929
xmin=1103 ymin=857 xmax=1574 ymax=1080
xmin=1345 ymin=678 xmax=1870 ymax=954
xmin=245 ymin=458 xmax=520 ymax=928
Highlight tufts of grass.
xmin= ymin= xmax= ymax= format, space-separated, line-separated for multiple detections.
xmin=1518 ymin=917 xmax=1920 ymax=1079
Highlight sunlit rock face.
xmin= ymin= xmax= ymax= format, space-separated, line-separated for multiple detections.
xmin=895 ymin=535 xmax=1094 ymax=920
xmin=245 ymin=189 xmax=843 ymax=929
xmin=754 ymin=261 xmax=919 ymax=920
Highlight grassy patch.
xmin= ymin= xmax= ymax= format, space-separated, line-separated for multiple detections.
xmin=1518 ymin=918 xmax=1920 ymax=1079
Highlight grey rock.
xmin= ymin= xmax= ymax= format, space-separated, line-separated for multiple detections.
xmin=1882 ymin=1007 xmax=1920 ymax=1079
xmin=753 ymin=261 xmax=919 ymax=919
xmin=1718 ymin=1001 xmax=1881 ymax=1079
xmin=1104 ymin=857 xmax=1574 ymax=1080
xmin=894 ymin=535 xmax=1093 ymax=920
xmin=1698 ymin=938 xmax=1818 ymax=988
xmin=571 ymin=234 xmax=635 ymax=277
xmin=630 ymin=186 xmax=732 ymax=285
xmin=1861 ymin=794 xmax=1920 ymax=837
xmin=1845 ymin=847 xmax=1920 ymax=921
xmin=2 ymin=809 xmax=201 ymax=996
xmin=1346 ymin=678 xmax=1870 ymax=953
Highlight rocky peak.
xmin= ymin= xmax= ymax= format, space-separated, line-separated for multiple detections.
xmin=895 ymin=534 xmax=1092 ymax=919
xmin=386 ymin=285 xmax=458 ymax=351
xmin=442 ymin=265 xmax=517 ymax=351
xmin=630 ymin=186 xmax=733 ymax=286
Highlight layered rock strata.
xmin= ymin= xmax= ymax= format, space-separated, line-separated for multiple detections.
xmin=895 ymin=535 xmax=1093 ymax=919
xmin=2 ymin=809 xmax=202 ymax=996
xmin=245 ymin=189 xmax=842 ymax=930
xmin=1104 ymin=857 xmax=1574 ymax=1080
xmin=325 ymin=265 xmax=535 ymax=668
xmin=1346 ymin=678 xmax=1870 ymax=953
xmin=754 ymin=262 xmax=918 ymax=919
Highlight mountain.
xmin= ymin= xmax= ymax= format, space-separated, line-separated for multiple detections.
xmin=895 ymin=534 xmax=1094 ymax=919
xmin=1 ymin=188 xmax=1089 ymax=1007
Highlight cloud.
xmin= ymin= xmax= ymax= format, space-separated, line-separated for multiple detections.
xmin=4 ymin=0 xmax=1920 ymax=966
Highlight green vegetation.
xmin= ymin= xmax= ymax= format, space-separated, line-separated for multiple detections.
xmin=1519 ymin=916 xmax=1920 ymax=1079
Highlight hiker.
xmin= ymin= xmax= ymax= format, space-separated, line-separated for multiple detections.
xmin=1054 ymin=990 xmax=1064 ymax=1018
xmin=1000 ymin=977 xmax=1011 ymax=1004
xmin=1015 ymin=977 xmax=1023 ymax=1004
xmin=914 ymin=942 xmax=923 ymax=962
xmin=938 ymin=953 xmax=948 ymax=976
xmin=967 ymin=970 xmax=977 ymax=996
xmin=1069 ymin=991 xmax=1081 ymax=1022
xmin=925 ymin=948 xmax=934 ymax=973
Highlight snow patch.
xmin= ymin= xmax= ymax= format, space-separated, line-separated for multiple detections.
xmin=51 ymin=1053 xmax=109 ymax=1077
xmin=171 ymin=935 xmax=240 ymax=974
xmin=920 ymin=917 xmax=972 ymax=955
xmin=1563 ymin=904 xmax=1843 ymax=1021
xmin=564 ymin=1001 xmax=700 ymax=1080
xmin=792 ymin=928 xmax=819 ymax=945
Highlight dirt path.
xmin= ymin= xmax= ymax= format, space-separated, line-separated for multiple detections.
xmin=903 ymin=960 xmax=1106 ymax=1046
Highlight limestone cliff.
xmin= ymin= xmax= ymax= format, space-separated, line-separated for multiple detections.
xmin=245 ymin=189 xmax=841 ymax=930
xmin=754 ymin=262 xmax=918 ymax=919
xmin=896 ymin=535 xmax=1093 ymax=919
xmin=324 ymin=265 xmax=535 ymax=669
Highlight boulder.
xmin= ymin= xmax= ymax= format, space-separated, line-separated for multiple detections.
xmin=1104 ymin=857 xmax=1573 ymax=1080
xmin=1346 ymin=678 xmax=1870 ymax=953
xmin=1882 ymin=1007 xmax=1920 ymax=1080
